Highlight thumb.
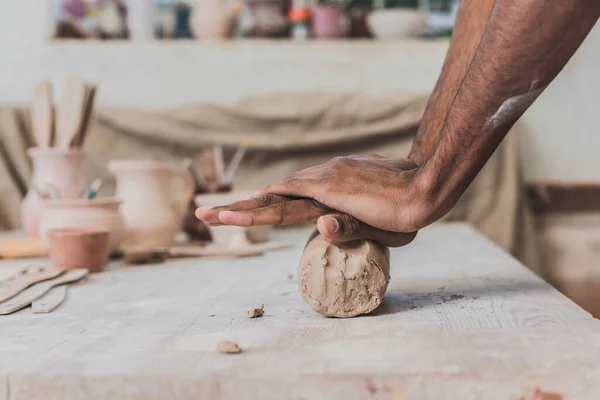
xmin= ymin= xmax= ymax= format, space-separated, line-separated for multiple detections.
xmin=317 ymin=213 xmax=417 ymax=248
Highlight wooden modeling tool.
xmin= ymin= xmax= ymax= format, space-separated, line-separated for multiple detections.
xmin=56 ymin=77 xmax=88 ymax=149
xmin=74 ymin=84 xmax=97 ymax=147
xmin=0 ymin=269 xmax=87 ymax=315
xmin=223 ymin=139 xmax=250 ymax=183
xmin=32 ymin=81 xmax=55 ymax=148
xmin=0 ymin=268 xmax=64 ymax=304
xmin=32 ymin=285 xmax=68 ymax=314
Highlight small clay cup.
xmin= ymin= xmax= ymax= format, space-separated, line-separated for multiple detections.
xmin=48 ymin=228 xmax=111 ymax=273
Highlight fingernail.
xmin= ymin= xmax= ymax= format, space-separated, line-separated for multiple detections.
xmin=323 ymin=216 xmax=339 ymax=234
xmin=252 ymin=190 xmax=261 ymax=197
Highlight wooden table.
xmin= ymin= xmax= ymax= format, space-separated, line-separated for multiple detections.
xmin=1 ymin=223 xmax=600 ymax=400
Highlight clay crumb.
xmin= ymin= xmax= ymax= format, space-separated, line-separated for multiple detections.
xmin=248 ymin=304 xmax=265 ymax=318
xmin=449 ymin=294 xmax=465 ymax=301
xmin=287 ymin=274 xmax=294 ymax=280
xmin=208 ymin=314 xmax=216 ymax=317
xmin=409 ymin=305 xmax=418 ymax=310
xmin=217 ymin=341 xmax=243 ymax=354
xmin=518 ymin=387 xmax=563 ymax=400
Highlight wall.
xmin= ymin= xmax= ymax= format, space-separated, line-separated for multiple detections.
xmin=0 ymin=1 xmax=599 ymax=183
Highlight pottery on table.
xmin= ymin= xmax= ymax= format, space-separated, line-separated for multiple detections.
xmin=367 ymin=8 xmax=426 ymax=39
xmin=40 ymin=197 xmax=125 ymax=252
xmin=191 ymin=0 xmax=238 ymax=40
xmin=311 ymin=4 xmax=346 ymax=39
xmin=108 ymin=160 xmax=194 ymax=249
xmin=48 ymin=228 xmax=111 ymax=273
xmin=195 ymin=191 xmax=272 ymax=248
xmin=20 ymin=148 xmax=86 ymax=238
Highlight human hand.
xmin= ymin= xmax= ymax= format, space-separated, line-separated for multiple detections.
xmin=196 ymin=155 xmax=436 ymax=247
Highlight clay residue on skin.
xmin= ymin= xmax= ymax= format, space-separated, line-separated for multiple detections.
xmin=298 ymin=235 xmax=390 ymax=318
xmin=247 ymin=304 xmax=264 ymax=318
xmin=483 ymin=84 xmax=547 ymax=129
xmin=217 ymin=340 xmax=243 ymax=354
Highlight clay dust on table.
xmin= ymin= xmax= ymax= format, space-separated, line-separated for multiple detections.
xmin=517 ymin=387 xmax=562 ymax=400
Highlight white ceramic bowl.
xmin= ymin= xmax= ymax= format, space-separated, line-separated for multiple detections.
xmin=367 ymin=9 xmax=426 ymax=39
xmin=195 ymin=191 xmax=271 ymax=247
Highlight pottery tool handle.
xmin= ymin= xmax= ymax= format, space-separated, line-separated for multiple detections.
xmin=0 ymin=269 xmax=87 ymax=315
xmin=32 ymin=285 xmax=68 ymax=314
xmin=56 ymin=77 xmax=88 ymax=149
xmin=75 ymin=84 xmax=97 ymax=148
xmin=0 ymin=268 xmax=63 ymax=304
xmin=32 ymin=81 xmax=55 ymax=148
xmin=213 ymin=145 xmax=225 ymax=182
xmin=173 ymin=167 xmax=196 ymax=220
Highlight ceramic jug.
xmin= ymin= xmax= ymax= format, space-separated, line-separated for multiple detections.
xmin=191 ymin=0 xmax=238 ymax=40
xmin=108 ymin=160 xmax=194 ymax=248
xmin=20 ymin=148 xmax=86 ymax=237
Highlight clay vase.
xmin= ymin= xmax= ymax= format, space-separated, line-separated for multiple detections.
xmin=20 ymin=148 xmax=86 ymax=238
xmin=39 ymin=198 xmax=125 ymax=252
xmin=311 ymin=4 xmax=346 ymax=39
xmin=48 ymin=228 xmax=111 ymax=273
xmin=108 ymin=160 xmax=194 ymax=249
xmin=190 ymin=0 xmax=236 ymax=40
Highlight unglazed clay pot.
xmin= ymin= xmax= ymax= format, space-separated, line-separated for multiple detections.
xmin=48 ymin=228 xmax=111 ymax=273
xmin=20 ymin=148 xmax=86 ymax=238
xmin=40 ymin=197 xmax=125 ymax=252
xmin=108 ymin=160 xmax=194 ymax=249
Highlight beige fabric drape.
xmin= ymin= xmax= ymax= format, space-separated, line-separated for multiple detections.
xmin=0 ymin=92 xmax=539 ymax=273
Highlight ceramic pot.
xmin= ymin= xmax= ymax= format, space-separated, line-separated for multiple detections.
xmin=40 ymin=198 xmax=125 ymax=252
xmin=108 ymin=160 xmax=194 ymax=249
xmin=367 ymin=8 xmax=426 ymax=39
xmin=195 ymin=191 xmax=271 ymax=248
xmin=311 ymin=4 xmax=345 ymax=39
xmin=48 ymin=228 xmax=111 ymax=273
xmin=191 ymin=0 xmax=236 ymax=40
xmin=20 ymin=148 xmax=86 ymax=238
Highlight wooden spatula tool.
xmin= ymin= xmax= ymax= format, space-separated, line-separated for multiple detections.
xmin=32 ymin=81 xmax=55 ymax=148
xmin=0 ymin=268 xmax=64 ymax=304
xmin=0 ymin=269 xmax=87 ymax=315
xmin=56 ymin=77 xmax=88 ymax=149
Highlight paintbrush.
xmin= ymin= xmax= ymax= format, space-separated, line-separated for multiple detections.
xmin=224 ymin=138 xmax=250 ymax=183
xmin=213 ymin=145 xmax=225 ymax=182
xmin=85 ymin=178 xmax=102 ymax=200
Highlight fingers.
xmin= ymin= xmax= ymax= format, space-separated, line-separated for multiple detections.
xmin=217 ymin=198 xmax=333 ymax=227
xmin=317 ymin=213 xmax=417 ymax=248
xmin=195 ymin=194 xmax=289 ymax=226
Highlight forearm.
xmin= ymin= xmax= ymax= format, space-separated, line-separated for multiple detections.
xmin=408 ymin=0 xmax=495 ymax=166
xmin=418 ymin=0 xmax=600 ymax=222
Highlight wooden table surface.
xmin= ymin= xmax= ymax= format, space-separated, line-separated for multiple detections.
xmin=1 ymin=223 xmax=600 ymax=400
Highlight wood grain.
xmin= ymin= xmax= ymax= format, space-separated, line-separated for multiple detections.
xmin=0 ymin=224 xmax=599 ymax=399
